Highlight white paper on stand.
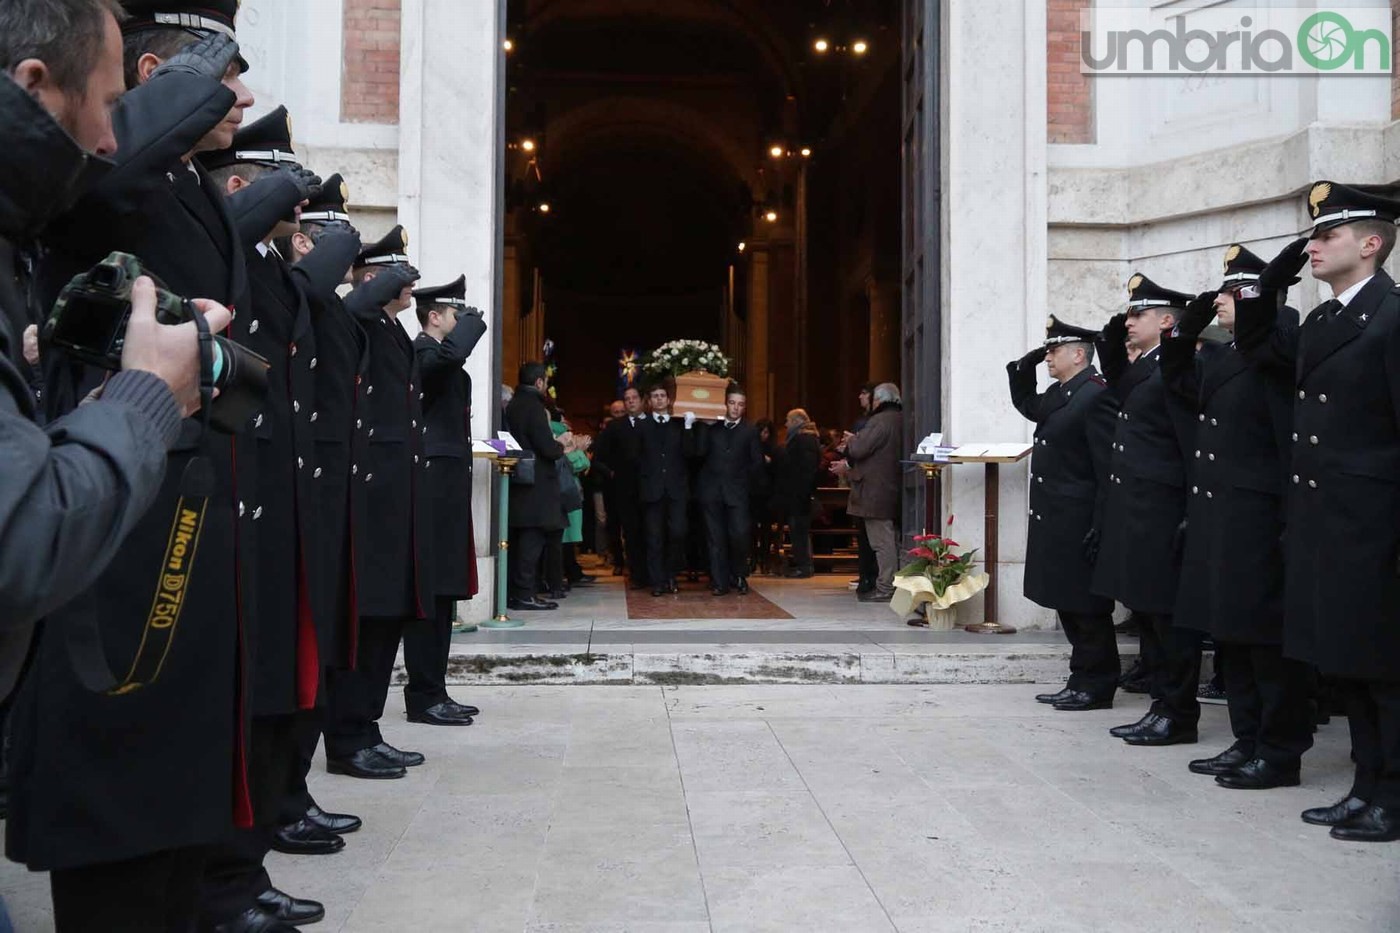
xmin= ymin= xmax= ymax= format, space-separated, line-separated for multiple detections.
xmin=496 ymin=431 xmax=523 ymax=451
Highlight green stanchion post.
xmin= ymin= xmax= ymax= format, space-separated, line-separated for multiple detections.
xmin=481 ymin=457 xmax=524 ymax=628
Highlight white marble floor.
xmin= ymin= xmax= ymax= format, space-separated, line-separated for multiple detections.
xmin=4 ymin=685 xmax=1397 ymax=932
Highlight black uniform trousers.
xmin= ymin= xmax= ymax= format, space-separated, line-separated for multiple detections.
xmin=51 ymin=845 xmax=207 ymax=933
xmin=1058 ymin=610 xmax=1120 ymax=696
xmin=1339 ymin=679 xmax=1400 ymax=807
xmin=200 ymin=712 xmax=301 ymax=925
xmin=644 ymin=495 xmax=687 ymax=586
xmin=702 ymin=499 xmax=751 ymax=587
xmin=1137 ymin=612 xmax=1202 ymax=725
xmin=403 ymin=596 xmax=455 ymax=714
xmin=323 ymin=616 xmax=407 ymax=758
xmin=508 ymin=527 xmax=548 ymax=601
xmin=1216 ymin=641 xmax=1315 ymax=767
xmin=282 ymin=706 xmax=324 ymax=824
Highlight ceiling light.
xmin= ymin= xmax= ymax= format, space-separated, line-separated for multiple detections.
xmin=538 ymin=202 xmax=551 ymax=213
xmin=852 ymin=40 xmax=869 ymax=55
xmin=764 ymin=211 xmax=778 ymax=223
xmin=799 ymin=147 xmax=812 ymax=158
xmin=814 ymin=38 xmax=830 ymax=53
xmin=769 ymin=145 xmax=785 ymax=158
xmin=503 ymin=39 xmax=514 ymax=52
xmin=521 ymin=138 xmax=537 ymax=152
xmin=738 ymin=241 xmax=746 ymax=252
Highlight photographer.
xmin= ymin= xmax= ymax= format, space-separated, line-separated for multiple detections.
xmin=0 ymin=2 xmax=233 ymax=657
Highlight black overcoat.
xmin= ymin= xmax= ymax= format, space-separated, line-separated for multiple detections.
xmin=773 ymin=432 xmax=822 ymax=516
xmin=8 ymin=72 xmax=260 ymax=871
xmin=696 ymin=420 xmax=762 ymax=507
xmin=415 ymin=317 xmax=487 ymax=599
xmin=1237 ymin=272 xmax=1400 ymax=681
xmin=1008 ymin=364 xmax=1115 ymax=614
xmin=1161 ymin=312 xmax=1297 ymax=643
xmin=505 ymin=384 xmax=565 ymax=529
xmin=1090 ymin=347 xmax=1194 ymax=614
xmin=636 ymin=415 xmax=697 ymax=503
xmin=593 ymin=414 xmax=643 ymax=503
xmin=349 ymin=303 xmax=431 ymax=620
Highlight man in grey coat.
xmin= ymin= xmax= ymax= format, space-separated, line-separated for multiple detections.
xmin=841 ymin=382 xmax=904 ymax=602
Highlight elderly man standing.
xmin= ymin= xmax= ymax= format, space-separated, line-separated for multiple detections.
xmin=843 ymin=383 xmax=904 ymax=603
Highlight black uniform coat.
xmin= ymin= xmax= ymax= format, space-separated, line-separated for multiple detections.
xmin=1008 ymin=364 xmax=1115 ymax=614
xmin=505 ymin=384 xmax=565 ymax=529
xmin=1090 ymin=346 xmax=1195 ymax=614
xmin=696 ymin=420 xmax=763 ymax=506
xmin=1160 ymin=312 xmax=1298 ymax=644
xmin=637 ymin=415 xmax=697 ymax=503
xmin=348 ymin=301 xmax=431 ymax=620
xmin=1236 ymin=272 xmax=1400 ymax=681
xmin=415 ymin=316 xmax=487 ymax=599
xmin=241 ymin=243 xmax=321 ymax=714
xmin=8 ymin=72 xmax=261 ymax=872
xmin=301 ymin=237 xmax=369 ymax=668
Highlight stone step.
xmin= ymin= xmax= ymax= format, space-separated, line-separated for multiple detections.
xmin=393 ymin=628 xmax=1151 ymax=686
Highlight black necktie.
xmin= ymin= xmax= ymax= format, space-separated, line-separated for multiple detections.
xmin=726 ymin=422 xmax=737 ymax=430
xmin=1317 ymin=298 xmax=1342 ymax=323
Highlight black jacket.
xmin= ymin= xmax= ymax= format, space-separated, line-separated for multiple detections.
xmin=774 ymin=432 xmax=822 ymax=516
xmin=636 ymin=414 xmax=697 ymax=503
xmin=1008 ymin=363 xmax=1114 ymax=614
xmin=1161 ymin=313 xmax=1297 ymax=643
xmin=10 ymin=70 xmax=260 ymax=872
xmin=416 ymin=316 xmax=487 ymax=598
xmin=505 ymin=385 xmax=565 ymax=529
xmin=593 ymin=413 xmax=644 ymax=502
xmin=1237 ymin=273 xmax=1400 ymax=680
xmin=347 ymin=296 xmax=431 ymax=620
xmin=696 ymin=420 xmax=762 ymax=507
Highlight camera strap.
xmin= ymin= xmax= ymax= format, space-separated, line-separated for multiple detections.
xmin=63 ymin=308 xmax=220 ymax=695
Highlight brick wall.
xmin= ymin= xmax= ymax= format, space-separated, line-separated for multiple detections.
xmin=342 ymin=0 xmax=401 ymax=124
xmin=1047 ymin=0 xmax=1093 ymax=144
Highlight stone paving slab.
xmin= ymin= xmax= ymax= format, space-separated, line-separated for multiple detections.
xmin=2 ymin=685 xmax=1397 ymax=932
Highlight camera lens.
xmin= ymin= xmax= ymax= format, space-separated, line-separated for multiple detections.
xmin=91 ymin=265 xmax=123 ymax=290
xmin=205 ymin=336 xmax=271 ymax=434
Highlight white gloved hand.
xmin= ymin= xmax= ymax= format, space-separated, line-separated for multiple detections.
xmin=684 ymin=411 xmax=696 ymax=428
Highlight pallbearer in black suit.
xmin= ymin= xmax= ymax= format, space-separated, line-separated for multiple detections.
xmin=322 ymin=226 xmax=431 ymax=780
xmin=592 ymin=386 xmax=649 ymax=588
xmin=1235 ymin=182 xmax=1400 ymax=842
xmin=637 ymin=383 xmax=700 ymax=596
xmin=1093 ymin=274 xmax=1203 ymax=747
xmin=1159 ymin=245 xmax=1313 ymax=791
xmin=405 ymin=276 xmax=486 ymax=726
xmin=696 ymin=387 xmax=763 ymax=595
xmin=1008 ymin=316 xmax=1118 ymax=711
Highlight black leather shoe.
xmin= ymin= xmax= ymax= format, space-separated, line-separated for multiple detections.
xmin=408 ymin=701 xmax=475 ymax=726
xmin=215 ymin=907 xmax=300 ymax=932
xmin=447 ymin=699 xmax=480 ymax=718
xmin=651 ymin=586 xmax=669 ymax=597
xmin=1215 ymin=758 xmax=1300 ymax=790
xmin=372 ymin=742 xmax=424 ymax=767
xmin=255 ymin=887 xmax=326 ymax=926
xmin=857 ymin=591 xmax=893 ymax=603
xmin=569 ymin=574 xmax=597 ymax=586
xmin=710 ymin=585 xmax=730 ymax=596
xmin=306 ymin=802 xmax=361 ymax=835
xmin=507 ymin=597 xmax=557 ymax=611
xmin=667 ymin=578 xmax=680 ymax=593
xmin=270 ymin=819 xmax=344 ymax=855
xmin=1053 ymin=691 xmax=1113 ymax=711
xmin=549 ymin=588 xmax=568 ymax=600
xmin=326 ymin=747 xmax=405 ymax=780
xmin=1188 ymin=742 xmax=1253 ymax=776
xmin=1109 ymin=712 xmax=1163 ymax=738
xmin=1122 ymin=717 xmax=1198 ymax=746
xmin=1329 ymin=804 xmax=1400 ymax=842
xmin=784 ymin=568 xmax=814 ymax=579
xmin=1035 ymin=686 xmax=1073 ymax=705
xmin=1301 ymin=795 xmax=1370 ymax=826
xmin=1120 ymin=676 xmax=1151 ymax=695
xmin=735 ymin=577 xmax=749 ymax=595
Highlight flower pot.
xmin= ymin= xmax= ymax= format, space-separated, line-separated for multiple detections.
xmin=673 ymin=370 xmax=729 ymax=420
xmin=890 ymin=572 xmax=990 ymax=623
xmin=926 ymin=607 xmax=957 ymax=631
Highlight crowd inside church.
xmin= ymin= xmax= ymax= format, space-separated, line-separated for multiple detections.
xmin=1 ymin=1 xmax=1399 ymax=931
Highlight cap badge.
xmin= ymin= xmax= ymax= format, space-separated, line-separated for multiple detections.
xmin=340 ymin=180 xmax=350 ymax=201
xmin=1223 ymin=244 xmax=1241 ymax=271
xmin=1127 ymin=273 xmax=1143 ymax=294
xmin=1309 ymin=182 xmax=1331 ymax=219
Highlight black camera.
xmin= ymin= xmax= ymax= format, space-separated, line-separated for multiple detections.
xmin=44 ymin=252 xmax=270 ymax=434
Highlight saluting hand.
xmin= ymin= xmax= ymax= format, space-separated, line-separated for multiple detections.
xmin=151 ymin=33 xmax=241 ymax=82
xmin=278 ymin=165 xmax=323 ymax=203
xmin=1014 ymin=347 xmax=1045 ymax=372
xmin=1259 ymin=237 xmax=1308 ymax=292
xmin=1100 ymin=312 xmax=1128 ymax=349
xmin=1175 ymin=291 xmax=1219 ymax=338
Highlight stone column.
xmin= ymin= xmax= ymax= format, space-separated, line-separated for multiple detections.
xmin=866 ymin=276 xmax=899 ymax=385
xmin=398 ymin=0 xmax=504 ymax=622
xmin=746 ymin=245 xmax=771 ymax=423
xmin=942 ymin=0 xmax=1049 ymax=630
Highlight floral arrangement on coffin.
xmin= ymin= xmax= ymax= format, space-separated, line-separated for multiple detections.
xmin=640 ymin=340 xmax=731 ymax=378
xmin=891 ymin=517 xmax=990 ymax=629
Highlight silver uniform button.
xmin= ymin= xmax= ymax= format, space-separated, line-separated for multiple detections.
xmin=239 ymin=501 xmax=246 ymax=516
xmin=293 ymin=400 xmax=300 ymax=413
xmin=1299 ymin=390 xmax=1306 ymax=400
xmin=1192 ymin=486 xmax=1199 ymax=494
xmin=1292 ymin=475 xmax=1299 ymax=484
xmin=1198 ymin=414 xmax=1205 ymax=422
xmin=249 ymin=320 xmax=259 ymax=334
xmin=290 ymin=343 xmax=298 ymax=357
xmin=1195 ymin=450 xmax=1200 ymax=458
xmin=1206 ymin=491 xmax=1213 ymax=499
xmin=414 ymin=455 xmax=420 ymax=463
xmin=1208 ymin=453 xmax=1215 ymax=461
xmin=1292 ymin=433 xmax=1298 ymax=442
xmin=356 ymin=419 xmax=363 ymax=429
xmin=253 ymin=506 xmax=263 ymax=520
xmin=367 ymin=385 xmax=374 ymax=395
xmin=314 ymin=467 xmax=322 ymax=478
xmin=369 ymin=428 xmax=375 ymax=437
xmin=1210 ymin=418 xmax=1218 ymax=426
xmin=1308 ymin=480 xmax=1317 ymax=488
xmin=352 ymin=465 xmax=358 ymax=475
xmin=254 ymin=414 xmax=263 ymax=428
xmin=310 ymin=412 xmax=319 ymax=422
xmin=1310 ymin=436 xmax=1318 ymax=445
xmin=297 ymin=457 xmax=304 ymax=469
xmin=365 ymin=473 xmax=373 ymax=482
xmin=310 ymin=357 xmax=318 ymax=369
xmin=1319 ymin=394 xmax=1328 ymax=404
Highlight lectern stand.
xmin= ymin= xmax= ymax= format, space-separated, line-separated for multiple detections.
xmin=946 ymin=444 xmax=1033 ymax=635
xmin=472 ymin=449 xmax=526 ymax=629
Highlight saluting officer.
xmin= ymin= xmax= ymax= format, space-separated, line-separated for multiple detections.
xmin=1235 ymin=182 xmax=1400 ymax=842
xmin=8 ymin=7 xmax=262 ymax=926
xmin=1093 ymin=275 xmax=1203 ymax=747
xmin=405 ymin=276 xmax=486 ymax=726
xmin=1159 ymin=245 xmax=1313 ymax=792
xmin=278 ymin=175 xmax=380 ymax=819
xmin=321 ymin=226 xmax=431 ymax=780
xmin=1008 ymin=315 xmax=1118 ymax=711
